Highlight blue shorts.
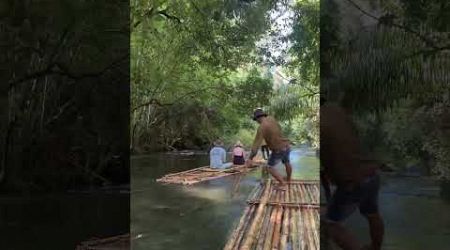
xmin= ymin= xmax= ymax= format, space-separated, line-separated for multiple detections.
xmin=267 ymin=148 xmax=290 ymax=167
xmin=326 ymin=174 xmax=380 ymax=222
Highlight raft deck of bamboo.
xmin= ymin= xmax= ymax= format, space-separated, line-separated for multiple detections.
xmin=224 ymin=180 xmax=320 ymax=250
xmin=75 ymin=234 xmax=129 ymax=250
xmin=156 ymin=160 xmax=266 ymax=185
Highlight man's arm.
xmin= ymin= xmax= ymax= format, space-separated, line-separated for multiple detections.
xmin=249 ymin=127 xmax=263 ymax=160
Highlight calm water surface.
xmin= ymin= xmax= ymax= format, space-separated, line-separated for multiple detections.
xmin=131 ymin=148 xmax=319 ymax=250
xmin=132 ymin=148 xmax=450 ymax=250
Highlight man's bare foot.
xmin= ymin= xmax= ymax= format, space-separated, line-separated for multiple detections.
xmin=283 ymin=177 xmax=291 ymax=183
xmin=275 ymin=183 xmax=287 ymax=191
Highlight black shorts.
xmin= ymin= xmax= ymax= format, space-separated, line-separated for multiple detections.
xmin=326 ymin=174 xmax=381 ymax=222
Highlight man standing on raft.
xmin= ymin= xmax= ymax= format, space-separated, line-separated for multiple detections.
xmin=246 ymin=108 xmax=292 ymax=190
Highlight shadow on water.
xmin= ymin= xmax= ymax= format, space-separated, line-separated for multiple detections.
xmin=131 ymin=148 xmax=319 ymax=250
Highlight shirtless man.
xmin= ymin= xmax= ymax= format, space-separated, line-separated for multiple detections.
xmin=321 ymin=100 xmax=384 ymax=250
xmin=246 ymin=109 xmax=292 ymax=190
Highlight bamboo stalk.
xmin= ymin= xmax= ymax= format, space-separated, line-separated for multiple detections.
xmin=300 ymin=184 xmax=309 ymax=204
xmin=289 ymin=181 xmax=294 ymax=204
xmin=159 ymin=164 xmax=263 ymax=185
xmin=308 ymin=185 xmax=315 ymax=204
xmin=247 ymin=201 xmax=319 ymax=208
xmin=292 ymin=207 xmax=299 ymax=250
xmin=163 ymin=166 xmax=208 ymax=177
xmin=241 ymin=179 xmax=272 ymax=250
xmin=224 ymin=205 xmax=253 ymax=250
xmin=298 ymin=207 xmax=305 ymax=250
xmin=293 ymin=183 xmax=300 ymax=204
xmin=287 ymin=180 xmax=318 ymax=184
xmin=300 ymin=184 xmax=307 ymax=203
xmin=256 ymin=202 xmax=272 ymax=250
xmin=309 ymin=208 xmax=319 ymax=250
xmin=263 ymin=190 xmax=279 ymax=250
xmin=235 ymin=204 xmax=257 ymax=249
xmin=308 ymin=208 xmax=318 ymax=249
xmin=272 ymin=192 xmax=285 ymax=249
xmin=279 ymin=203 xmax=289 ymax=250
xmin=248 ymin=184 xmax=261 ymax=202
xmin=304 ymin=207 xmax=316 ymax=250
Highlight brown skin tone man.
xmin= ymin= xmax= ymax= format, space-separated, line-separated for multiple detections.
xmin=321 ymin=100 xmax=384 ymax=250
xmin=246 ymin=109 xmax=292 ymax=190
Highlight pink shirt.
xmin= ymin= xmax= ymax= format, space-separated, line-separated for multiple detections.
xmin=233 ymin=147 xmax=245 ymax=157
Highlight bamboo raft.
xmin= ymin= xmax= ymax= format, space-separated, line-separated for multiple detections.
xmin=156 ymin=160 xmax=266 ymax=185
xmin=224 ymin=179 xmax=320 ymax=250
xmin=75 ymin=234 xmax=129 ymax=250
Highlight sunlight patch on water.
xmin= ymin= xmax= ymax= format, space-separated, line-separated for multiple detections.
xmin=180 ymin=186 xmax=230 ymax=203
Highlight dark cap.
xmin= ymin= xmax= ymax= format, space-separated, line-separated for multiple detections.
xmin=252 ymin=108 xmax=267 ymax=121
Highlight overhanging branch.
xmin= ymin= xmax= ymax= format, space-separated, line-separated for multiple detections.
xmin=8 ymin=53 xmax=128 ymax=90
xmin=344 ymin=0 xmax=439 ymax=49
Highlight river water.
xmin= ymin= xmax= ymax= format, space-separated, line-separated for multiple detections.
xmin=132 ymin=148 xmax=450 ymax=250
xmin=344 ymin=175 xmax=450 ymax=250
xmin=131 ymin=148 xmax=319 ymax=249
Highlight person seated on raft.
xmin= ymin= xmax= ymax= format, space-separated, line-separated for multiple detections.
xmin=232 ymin=141 xmax=246 ymax=165
xmin=209 ymin=139 xmax=233 ymax=169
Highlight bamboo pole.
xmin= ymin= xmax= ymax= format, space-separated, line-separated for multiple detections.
xmin=288 ymin=181 xmax=294 ymax=204
xmin=304 ymin=207 xmax=316 ymax=250
xmin=299 ymin=207 xmax=305 ymax=250
xmin=224 ymin=204 xmax=253 ymax=250
xmin=292 ymin=207 xmax=299 ymax=250
xmin=293 ymin=183 xmax=300 ymax=204
xmin=263 ymin=191 xmax=279 ymax=250
xmin=272 ymin=197 xmax=283 ymax=249
xmin=300 ymin=184 xmax=307 ymax=203
xmin=308 ymin=208 xmax=318 ymax=249
xmin=163 ymin=166 xmax=208 ymax=177
xmin=308 ymin=208 xmax=319 ymax=249
xmin=247 ymin=201 xmax=320 ymax=208
xmin=235 ymin=205 xmax=257 ymax=249
xmin=159 ymin=164 xmax=262 ymax=185
xmin=255 ymin=202 xmax=272 ymax=250
xmin=279 ymin=203 xmax=289 ymax=250
xmin=272 ymin=193 xmax=285 ymax=249
xmin=241 ymin=179 xmax=272 ymax=250
xmin=248 ymin=184 xmax=261 ymax=202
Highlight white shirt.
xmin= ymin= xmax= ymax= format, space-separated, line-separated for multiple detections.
xmin=210 ymin=146 xmax=226 ymax=168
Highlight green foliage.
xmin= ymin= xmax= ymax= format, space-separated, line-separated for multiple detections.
xmin=289 ymin=0 xmax=319 ymax=85
xmin=323 ymin=0 xmax=450 ymax=178
xmin=267 ymin=0 xmax=320 ymax=147
xmin=131 ymin=0 xmax=280 ymax=151
xmin=1 ymin=0 xmax=129 ymax=191
xmin=131 ymin=0 xmax=320 ymax=152
xmin=233 ymin=68 xmax=274 ymax=114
